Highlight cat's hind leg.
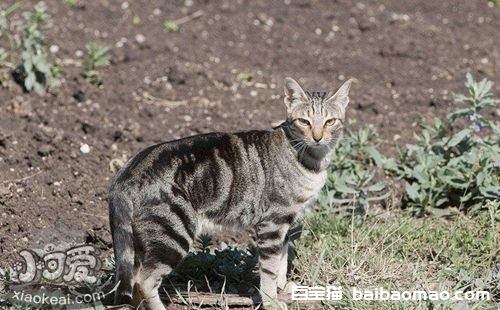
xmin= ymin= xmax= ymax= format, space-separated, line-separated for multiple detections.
xmin=133 ymin=195 xmax=198 ymax=309
xmin=133 ymin=233 xmax=193 ymax=310
xmin=133 ymin=265 xmax=170 ymax=310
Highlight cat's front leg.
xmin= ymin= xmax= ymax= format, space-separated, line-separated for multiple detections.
xmin=276 ymin=242 xmax=288 ymax=290
xmin=256 ymin=222 xmax=290 ymax=310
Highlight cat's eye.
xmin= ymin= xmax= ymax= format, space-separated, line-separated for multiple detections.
xmin=324 ymin=118 xmax=337 ymax=126
xmin=296 ymin=118 xmax=311 ymax=126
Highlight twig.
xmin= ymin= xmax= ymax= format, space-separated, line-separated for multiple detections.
xmin=79 ymin=212 xmax=108 ymax=219
xmin=142 ymin=92 xmax=188 ymax=108
xmin=1 ymin=170 xmax=43 ymax=183
xmin=161 ymin=291 xmax=317 ymax=306
xmin=173 ymin=10 xmax=204 ymax=26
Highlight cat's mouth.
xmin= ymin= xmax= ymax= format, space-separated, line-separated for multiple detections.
xmin=307 ymin=141 xmax=331 ymax=149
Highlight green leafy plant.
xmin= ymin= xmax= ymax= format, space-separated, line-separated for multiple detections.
xmin=387 ymin=73 xmax=500 ymax=216
xmin=164 ymin=20 xmax=179 ymax=32
xmin=0 ymin=48 xmax=8 ymax=65
xmin=237 ymin=72 xmax=253 ymax=82
xmin=16 ymin=2 xmax=60 ymax=95
xmin=319 ymin=127 xmax=390 ymax=223
xmin=0 ymin=2 xmax=20 ymax=37
xmin=82 ymin=42 xmax=110 ymax=85
xmin=0 ymin=48 xmax=9 ymax=86
xmin=168 ymin=234 xmax=258 ymax=294
xmin=63 ymin=0 xmax=78 ymax=7
xmin=132 ymin=15 xmax=140 ymax=25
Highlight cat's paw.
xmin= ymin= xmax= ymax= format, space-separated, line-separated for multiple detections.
xmin=279 ymin=281 xmax=298 ymax=295
xmin=262 ymin=300 xmax=288 ymax=310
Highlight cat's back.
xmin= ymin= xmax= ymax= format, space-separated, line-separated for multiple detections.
xmin=111 ymin=129 xmax=288 ymax=191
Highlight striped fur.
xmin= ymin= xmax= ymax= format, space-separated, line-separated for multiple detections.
xmin=109 ymin=77 xmax=352 ymax=309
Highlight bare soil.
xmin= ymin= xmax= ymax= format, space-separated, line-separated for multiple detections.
xmin=0 ymin=0 xmax=499 ymax=282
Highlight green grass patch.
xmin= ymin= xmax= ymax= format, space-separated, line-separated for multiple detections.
xmin=291 ymin=201 xmax=499 ymax=309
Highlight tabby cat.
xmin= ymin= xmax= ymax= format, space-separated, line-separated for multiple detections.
xmin=109 ymin=77 xmax=352 ymax=309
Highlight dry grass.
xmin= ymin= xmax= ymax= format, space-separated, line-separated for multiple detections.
xmin=290 ymin=201 xmax=499 ymax=309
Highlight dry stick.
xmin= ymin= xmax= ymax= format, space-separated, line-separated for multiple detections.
xmin=164 ymin=291 xmax=255 ymax=306
xmin=142 ymin=92 xmax=188 ymax=108
xmin=1 ymin=170 xmax=43 ymax=183
xmin=79 ymin=212 xmax=108 ymax=219
xmin=172 ymin=10 xmax=204 ymax=26
xmin=163 ymin=291 xmax=317 ymax=307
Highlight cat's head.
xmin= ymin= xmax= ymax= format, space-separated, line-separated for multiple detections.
xmin=283 ymin=77 xmax=352 ymax=149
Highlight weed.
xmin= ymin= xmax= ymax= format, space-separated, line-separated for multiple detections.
xmin=385 ymin=73 xmax=500 ymax=216
xmin=0 ymin=48 xmax=9 ymax=86
xmin=0 ymin=48 xmax=7 ymax=65
xmin=14 ymin=2 xmax=61 ymax=95
xmin=168 ymin=234 xmax=258 ymax=294
xmin=132 ymin=15 xmax=141 ymax=25
xmin=237 ymin=72 xmax=253 ymax=82
xmin=320 ymin=74 xmax=499 ymax=217
xmin=0 ymin=2 xmax=20 ymax=37
xmin=319 ymin=127 xmax=390 ymax=224
xmin=82 ymin=42 xmax=111 ymax=85
xmin=63 ymin=0 xmax=78 ymax=7
xmin=164 ymin=20 xmax=179 ymax=32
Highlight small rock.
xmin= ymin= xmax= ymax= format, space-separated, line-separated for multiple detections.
xmin=166 ymin=66 xmax=187 ymax=85
xmin=10 ymin=97 xmax=33 ymax=118
xmin=80 ymin=144 xmax=90 ymax=154
xmin=112 ymin=130 xmax=123 ymax=141
xmin=38 ymin=144 xmax=54 ymax=157
xmin=73 ymin=90 xmax=85 ymax=102
xmin=183 ymin=115 xmax=192 ymax=122
xmin=81 ymin=122 xmax=96 ymax=134
xmin=71 ymin=195 xmax=82 ymax=203
xmin=0 ymin=132 xmax=9 ymax=148
xmin=0 ymin=184 xmax=10 ymax=197
xmin=109 ymin=158 xmax=125 ymax=173
xmin=135 ymin=34 xmax=146 ymax=44
xmin=220 ymin=241 xmax=228 ymax=250
xmin=49 ymin=45 xmax=59 ymax=54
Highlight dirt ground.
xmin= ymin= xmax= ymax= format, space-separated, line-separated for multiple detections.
xmin=0 ymin=0 xmax=499 ymax=273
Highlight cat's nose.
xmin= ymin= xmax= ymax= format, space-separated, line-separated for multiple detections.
xmin=313 ymin=137 xmax=322 ymax=142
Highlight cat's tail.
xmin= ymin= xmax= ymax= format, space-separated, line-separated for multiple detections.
xmin=109 ymin=190 xmax=135 ymax=305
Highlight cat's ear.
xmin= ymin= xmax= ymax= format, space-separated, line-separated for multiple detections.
xmin=325 ymin=79 xmax=353 ymax=109
xmin=284 ymin=77 xmax=308 ymax=111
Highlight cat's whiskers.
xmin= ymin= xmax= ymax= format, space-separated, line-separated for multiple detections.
xmin=298 ymin=142 xmax=309 ymax=163
xmin=288 ymin=137 xmax=305 ymax=144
